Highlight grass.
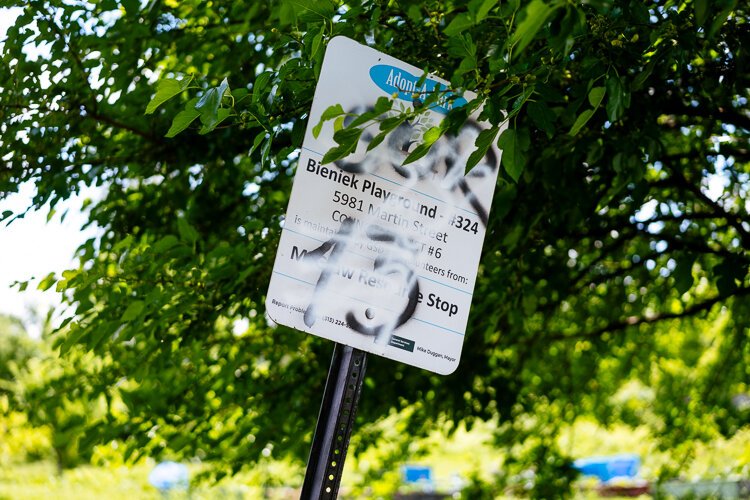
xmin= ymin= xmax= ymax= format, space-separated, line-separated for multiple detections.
xmin=2 ymin=417 xmax=749 ymax=499
xmin=0 ymin=462 xmax=159 ymax=500
xmin=0 ymin=461 xmax=294 ymax=500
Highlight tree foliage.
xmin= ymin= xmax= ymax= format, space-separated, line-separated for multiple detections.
xmin=0 ymin=314 xmax=38 ymax=388
xmin=2 ymin=0 xmax=749 ymax=486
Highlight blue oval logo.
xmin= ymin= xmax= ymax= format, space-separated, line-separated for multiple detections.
xmin=369 ymin=64 xmax=468 ymax=115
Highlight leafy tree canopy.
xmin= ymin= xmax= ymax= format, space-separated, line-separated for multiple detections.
xmin=1 ymin=0 xmax=749 ymax=485
xmin=0 ymin=314 xmax=38 ymax=386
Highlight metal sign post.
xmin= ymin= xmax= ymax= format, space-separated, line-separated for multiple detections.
xmin=301 ymin=343 xmax=367 ymax=499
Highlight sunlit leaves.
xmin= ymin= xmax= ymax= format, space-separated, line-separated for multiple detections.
xmin=145 ymin=76 xmax=193 ymax=115
xmin=165 ymin=100 xmax=201 ymax=138
xmin=402 ymin=126 xmax=443 ymax=165
xmin=511 ymin=0 xmax=563 ymax=56
xmin=36 ymin=272 xmax=57 ymax=292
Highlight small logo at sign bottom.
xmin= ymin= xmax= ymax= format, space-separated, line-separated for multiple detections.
xmin=389 ymin=335 xmax=415 ymax=352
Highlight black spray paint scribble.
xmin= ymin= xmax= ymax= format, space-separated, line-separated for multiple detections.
xmin=333 ymin=108 xmax=498 ymax=227
xmin=302 ymin=219 xmax=420 ymax=345
xmin=300 ymin=108 xmax=498 ymax=346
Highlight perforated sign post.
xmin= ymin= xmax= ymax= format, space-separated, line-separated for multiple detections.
xmin=265 ymin=37 xmax=505 ymax=498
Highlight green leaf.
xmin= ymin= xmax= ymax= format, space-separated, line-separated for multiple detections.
xmin=473 ymin=0 xmax=498 ymax=22
xmin=512 ymin=0 xmax=561 ymax=56
xmin=196 ymin=78 xmax=230 ymax=129
xmin=373 ymin=96 xmax=393 ymax=114
xmin=444 ymin=13 xmax=473 ymax=36
xmin=510 ymin=85 xmax=535 ymax=118
xmin=291 ymin=0 xmax=336 ymax=23
xmin=122 ymin=0 xmax=140 ymax=15
xmin=633 ymin=59 xmax=656 ymax=90
xmin=199 ymin=108 xmax=231 ymax=134
xmin=694 ymin=0 xmax=708 ymax=26
xmin=196 ymin=88 xmax=220 ymax=123
xmin=368 ymin=114 xmax=408 ymax=152
xmin=588 ymin=86 xmax=606 ymax=108
xmin=313 ymin=104 xmax=345 ymax=138
xmin=715 ymin=263 xmax=738 ymax=295
xmin=402 ymin=126 xmax=442 ymax=166
xmin=449 ymin=34 xmax=478 ymax=77
xmin=291 ymin=116 xmax=306 ymax=146
xmin=322 ymin=128 xmax=363 ymax=164
xmin=261 ymin=131 xmax=274 ymax=167
xmin=112 ymin=234 xmax=134 ymax=252
xmin=145 ymin=76 xmax=192 ymax=114
xmin=380 ymin=114 xmax=408 ymax=132
xmin=366 ymin=130 xmax=388 ymax=152
xmin=216 ymin=78 xmax=230 ymax=101
xmin=447 ymin=33 xmax=477 ymax=59
xmin=401 ymin=142 xmax=432 ymax=166
xmin=674 ymin=255 xmax=695 ymax=295
xmin=714 ymin=257 xmax=746 ymax=295
xmin=466 ymin=126 xmax=499 ymax=173
xmin=177 ymin=216 xmax=199 ymax=244
xmin=310 ymin=25 xmax=324 ymax=61
xmin=165 ymin=101 xmax=201 ymax=138
xmin=527 ymin=101 xmax=555 ymax=136
xmin=407 ymin=5 xmax=423 ymax=24
xmin=277 ymin=0 xmax=297 ymax=25
xmin=37 ymin=272 xmax=57 ymax=291
xmin=231 ymin=88 xmax=249 ymax=102
xmin=548 ymin=7 xmax=582 ymax=56
xmin=568 ymin=109 xmax=594 ymax=136
xmin=707 ymin=0 xmax=737 ymax=38
xmin=497 ymin=128 xmax=526 ymax=182
xmin=333 ymin=126 xmax=364 ymax=145
xmin=422 ymin=126 xmax=442 ymax=145
xmin=605 ymin=76 xmax=630 ymax=122
xmin=57 ymin=322 xmax=86 ymax=355
xmin=346 ymin=100 xmax=392 ymax=130
xmin=153 ymin=235 xmax=180 ymax=253
xmin=333 ymin=116 xmax=345 ymax=132
xmin=253 ymin=72 xmax=274 ymax=103
xmin=250 ymin=132 xmax=267 ymax=156
xmin=121 ymin=300 xmax=145 ymax=322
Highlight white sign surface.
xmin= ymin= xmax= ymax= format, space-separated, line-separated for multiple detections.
xmin=266 ymin=37 xmax=505 ymax=374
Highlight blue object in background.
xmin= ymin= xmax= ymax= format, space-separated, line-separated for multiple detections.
xmin=402 ymin=465 xmax=433 ymax=485
xmin=148 ymin=461 xmax=190 ymax=491
xmin=573 ymin=454 xmax=640 ymax=482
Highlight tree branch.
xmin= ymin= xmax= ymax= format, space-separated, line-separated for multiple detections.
xmin=1 ymin=103 xmax=157 ymax=142
xmin=662 ymin=100 xmax=750 ymax=132
xmin=541 ymin=286 xmax=750 ymax=343
xmin=665 ymin=162 xmax=750 ymax=248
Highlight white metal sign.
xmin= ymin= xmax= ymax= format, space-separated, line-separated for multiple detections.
xmin=266 ymin=37 xmax=505 ymax=374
